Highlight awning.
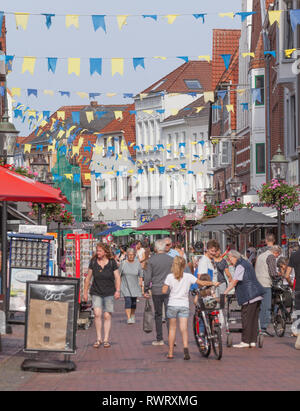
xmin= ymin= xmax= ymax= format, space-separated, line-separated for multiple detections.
xmin=0 ymin=165 xmax=69 ymax=204
xmin=112 ymin=228 xmax=170 ymax=237
xmin=136 ymin=213 xmax=183 ymax=231
xmin=95 ymin=225 xmax=123 ymax=237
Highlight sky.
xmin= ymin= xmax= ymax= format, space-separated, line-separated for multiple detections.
xmin=2 ymin=0 xmax=241 ymax=136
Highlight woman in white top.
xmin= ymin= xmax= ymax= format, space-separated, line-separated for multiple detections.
xmin=162 ymin=256 xmax=219 ymax=360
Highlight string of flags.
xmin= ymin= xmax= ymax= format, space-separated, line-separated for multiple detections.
xmin=1 ymin=10 xmax=300 ymax=32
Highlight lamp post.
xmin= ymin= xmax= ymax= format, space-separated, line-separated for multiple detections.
xmin=228 ymin=175 xmax=243 ymax=203
xmin=205 ymin=188 xmax=216 ymax=205
xmin=270 ymin=145 xmax=288 ymax=246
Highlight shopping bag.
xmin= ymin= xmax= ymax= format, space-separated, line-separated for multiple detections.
xmin=143 ymin=299 xmax=153 ymax=334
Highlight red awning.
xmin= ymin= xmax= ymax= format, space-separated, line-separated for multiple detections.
xmin=0 ymin=166 xmax=69 ymax=203
xmin=136 ymin=212 xmax=183 ymax=231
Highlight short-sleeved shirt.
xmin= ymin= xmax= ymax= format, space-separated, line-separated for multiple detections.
xmin=198 ymin=255 xmax=216 ymax=281
xmin=215 ymin=258 xmax=229 ymax=284
xmin=288 ymin=250 xmax=300 ymax=291
xmin=120 ymin=260 xmax=143 ymax=298
xmin=88 ymin=258 xmax=118 ymax=297
xmin=164 ymin=272 xmax=197 ymax=308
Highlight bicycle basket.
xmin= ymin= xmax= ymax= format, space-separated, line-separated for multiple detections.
xmin=202 ymin=295 xmax=225 ymax=310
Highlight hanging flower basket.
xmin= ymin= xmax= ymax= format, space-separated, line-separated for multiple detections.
xmin=258 ymin=179 xmax=300 ymax=212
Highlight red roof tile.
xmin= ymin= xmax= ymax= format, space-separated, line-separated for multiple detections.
xmin=142 ymin=61 xmax=212 ymax=94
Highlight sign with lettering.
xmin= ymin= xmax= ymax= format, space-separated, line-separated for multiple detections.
xmin=24 ymin=281 xmax=77 ymax=353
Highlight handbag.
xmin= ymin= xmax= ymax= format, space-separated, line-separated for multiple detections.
xmin=143 ymin=299 xmax=153 ymax=334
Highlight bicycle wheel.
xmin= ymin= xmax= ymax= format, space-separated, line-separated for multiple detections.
xmin=193 ymin=314 xmax=210 ymax=357
xmin=211 ymin=323 xmax=223 ymax=360
xmin=273 ymin=307 xmax=286 ymax=337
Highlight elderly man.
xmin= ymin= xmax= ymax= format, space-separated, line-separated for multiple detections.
xmin=164 ymin=237 xmax=180 ymax=258
xmin=255 ymin=245 xmax=282 ymax=336
xmin=144 ymin=239 xmax=173 ymax=346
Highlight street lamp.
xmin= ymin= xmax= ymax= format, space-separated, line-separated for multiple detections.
xmin=228 ymin=175 xmax=243 ymax=202
xmin=270 ymin=145 xmax=288 ymax=246
xmin=31 ymin=154 xmax=49 ymax=183
xmin=205 ymin=188 xmax=216 ymax=205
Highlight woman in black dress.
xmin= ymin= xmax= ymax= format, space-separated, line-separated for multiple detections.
xmin=84 ymin=243 xmax=121 ymax=348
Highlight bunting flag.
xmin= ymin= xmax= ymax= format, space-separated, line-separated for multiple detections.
xmin=142 ymin=15 xmax=157 ymax=21
xmin=264 ymin=51 xmax=276 ymax=58
xmin=117 ymin=15 xmax=129 ymax=30
xmin=165 ymin=15 xmax=179 ymax=24
xmin=27 ymin=89 xmax=38 ymax=97
xmin=66 ymin=15 xmax=79 ymax=29
xmin=68 ymin=58 xmax=80 ymax=76
xmin=252 ymin=88 xmax=262 ymax=104
xmin=43 ymin=13 xmax=55 ymax=29
xmin=290 ymin=10 xmax=300 ymax=31
xmin=92 ymin=15 xmax=106 ymax=32
xmin=57 ymin=111 xmax=65 ymax=120
xmin=0 ymin=11 xmax=3 ymax=30
xmin=15 ymin=13 xmax=29 ymax=30
xmin=198 ymin=55 xmax=211 ymax=63
xmin=133 ymin=57 xmax=145 ymax=70
xmin=48 ymin=57 xmax=57 ymax=73
xmin=86 ymin=111 xmax=94 ymax=123
xmin=268 ymin=10 xmax=282 ymax=27
xmin=111 ymin=58 xmax=124 ymax=76
xmin=24 ymin=144 xmax=31 ymax=153
xmin=235 ymin=11 xmax=256 ymax=22
xmin=241 ymin=103 xmax=249 ymax=111
xmin=22 ymin=57 xmax=36 ymax=75
xmin=11 ymin=87 xmax=21 ymax=96
xmin=90 ymin=58 xmax=102 ymax=76
xmin=217 ymin=90 xmax=227 ymax=100
xmin=242 ymin=52 xmax=255 ymax=58
xmin=204 ymin=91 xmax=214 ymax=103
xmin=221 ymin=54 xmax=232 ymax=71
xmin=226 ymin=104 xmax=234 ymax=113
xmin=219 ymin=12 xmax=235 ymax=19
xmin=77 ymin=92 xmax=88 ymax=99
xmin=193 ymin=14 xmax=206 ymax=23
xmin=285 ymin=48 xmax=296 ymax=58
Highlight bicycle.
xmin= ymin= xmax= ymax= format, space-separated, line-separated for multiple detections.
xmin=192 ymin=290 xmax=224 ymax=360
xmin=271 ymin=279 xmax=294 ymax=337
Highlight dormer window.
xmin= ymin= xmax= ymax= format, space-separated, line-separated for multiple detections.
xmin=184 ymin=79 xmax=202 ymax=90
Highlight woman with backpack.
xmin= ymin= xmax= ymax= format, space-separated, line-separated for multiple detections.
xmin=84 ymin=243 xmax=121 ymax=349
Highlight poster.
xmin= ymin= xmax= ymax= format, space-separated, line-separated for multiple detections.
xmin=24 ymin=281 xmax=77 ymax=353
xmin=9 ymin=268 xmax=41 ymax=312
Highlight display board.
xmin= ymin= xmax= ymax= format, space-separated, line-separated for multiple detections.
xmin=24 ymin=281 xmax=77 ymax=353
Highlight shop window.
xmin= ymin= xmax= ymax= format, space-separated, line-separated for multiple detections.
xmin=256 ymin=143 xmax=266 ymax=174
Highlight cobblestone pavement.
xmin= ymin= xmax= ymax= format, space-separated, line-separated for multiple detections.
xmin=0 ymin=298 xmax=299 ymax=391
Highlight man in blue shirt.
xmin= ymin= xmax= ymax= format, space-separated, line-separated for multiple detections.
xmin=164 ymin=238 xmax=180 ymax=258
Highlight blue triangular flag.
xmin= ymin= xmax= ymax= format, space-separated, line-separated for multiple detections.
xmin=138 ymin=168 xmax=144 ymax=174
xmin=159 ymin=166 xmax=165 ymax=174
xmin=264 ymin=50 xmax=276 ymax=58
xmin=221 ymin=54 xmax=232 ymax=70
xmin=133 ymin=57 xmax=145 ymax=70
xmin=0 ymin=11 xmax=4 ymax=30
xmin=129 ymin=110 xmax=137 ymax=115
xmin=5 ymin=55 xmax=14 ymax=72
xmin=43 ymin=111 xmax=50 ymax=119
xmin=95 ymin=111 xmax=107 ymax=119
xmin=177 ymin=56 xmax=189 ymax=63
xmin=252 ymin=88 xmax=262 ymax=104
xmin=27 ymin=89 xmax=38 ymax=97
xmin=59 ymin=91 xmax=70 ymax=97
xmin=42 ymin=14 xmax=55 ymax=29
xmin=235 ymin=12 xmax=256 ymax=22
xmin=48 ymin=57 xmax=57 ymax=73
xmin=89 ymin=92 xmax=101 ymax=99
xmin=72 ymin=111 xmax=80 ymax=124
xmin=92 ymin=15 xmax=106 ymax=33
xmin=193 ymin=14 xmax=206 ymax=23
xmin=90 ymin=58 xmax=102 ymax=76
xmin=241 ymin=103 xmax=249 ymax=111
xmin=217 ymin=90 xmax=227 ymax=100
xmin=123 ymin=93 xmax=134 ymax=99
xmin=156 ymin=109 xmax=165 ymax=114
xmin=142 ymin=15 xmax=157 ymax=21
xmin=290 ymin=10 xmax=300 ymax=31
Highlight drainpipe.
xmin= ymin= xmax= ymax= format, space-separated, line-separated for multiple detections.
xmin=261 ymin=0 xmax=271 ymax=180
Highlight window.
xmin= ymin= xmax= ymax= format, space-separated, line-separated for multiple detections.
xmin=174 ymin=133 xmax=179 ymax=158
xmin=123 ymin=176 xmax=133 ymax=200
xmin=111 ymin=178 xmax=117 ymax=200
xmin=256 ymin=143 xmax=266 ymax=174
xmin=220 ymin=142 xmax=230 ymax=164
xmin=184 ymin=79 xmax=202 ymax=90
xmin=192 ymin=133 xmax=198 ymax=157
xmin=284 ymin=1 xmax=294 ymax=52
xmin=255 ymin=75 xmax=265 ymax=106
xmin=97 ymin=180 xmax=106 ymax=202
xmin=287 ymin=95 xmax=296 ymax=157
xmin=151 ymin=79 xmax=166 ymax=91
xmin=102 ymin=137 xmax=107 ymax=157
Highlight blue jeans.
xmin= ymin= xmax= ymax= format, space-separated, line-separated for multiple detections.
xmin=259 ymin=287 xmax=272 ymax=330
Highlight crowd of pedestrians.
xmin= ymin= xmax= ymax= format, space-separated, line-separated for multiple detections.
xmin=83 ymin=233 xmax=300 ymax=357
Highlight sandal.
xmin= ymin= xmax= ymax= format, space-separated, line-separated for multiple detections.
xmin=93 ymin=340 xmax=102 ymax=348
xmin=166 ymin=354 xmax=174 ymax=359
xmin=183 ymin=348 xmax=190 ymax=360
xmin=103 ymin=341 xmax=111 ymax=348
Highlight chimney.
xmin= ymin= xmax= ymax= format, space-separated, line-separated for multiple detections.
xmin=90 ymin=101 xmax=98 ymax=108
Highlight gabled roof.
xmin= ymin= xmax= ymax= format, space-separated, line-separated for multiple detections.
xmin=163 ymin=96 xmax=210 ymax=123
xmin=212 ymin=29 xmax=241 ymax=90
xmin=141 ymin=61 xmax=212 ymax=94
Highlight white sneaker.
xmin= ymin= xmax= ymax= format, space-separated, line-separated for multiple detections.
xmin=152 ymin=340 xmax=164 ymax=346
xmin=130 ymin=315 xmax=136 ymax=324
xmin=127 ymin=318 xmax=133 ymax=324
xmin=250 ymin=343 xmax=256 ymax=348
xmin=233 ymin=342 xmax=250 ymax=348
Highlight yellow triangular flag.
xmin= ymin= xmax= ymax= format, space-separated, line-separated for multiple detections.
xmin=11 ymin=88 xmax=21 ymax=97
xmin=77 ymin=92 xmax=89 ymax=99
xmin=84 ymin=173 xmax=91 ymax=181
xmin=204 ymin=91 xmax=215 ymax=103
xmin=171 ymin=109 xmax=179 ymax=116
xmin=44 ymin=89 xmax=54 ymax=96
xmin=64 ymin=174 xmax=73 ymax=180
xmin=242 ymin=52 xmax=255 ymax=58
xmin=22 ymin=57 xmax=36 ymax=75
xmin=236 ymin=89 xmax=246 ymax=95
xmin=94 ymin=145 xmax=103 ymax=155
xmin=195 ymin=107 xmax=204 ymax=113
xmin=66 ymin=126 xmax=76 ymax=138
xmin=66 ymin=15 xmax=79 ymax=29
xmin=78 ymin=137 xmax=84 ymax=148
xmin=57 ymin=111 xmax=65 ymax=121
xmin=68 ymin=58 xmax=80 ymax=76
xmin=15 ymin=13 xmax=29 ymax=30
xmin=27 ymin=110 xmax=36 ymax=118
xmin=114 ymin=111 xmax=123 ymax=120
xmin=117 ymin=15 xmax=129 ymax=30
xmin=285 ymin=48 xmax=296 ymax=58
xmin=143 ymin=110 xmax=154 ymax=115
xmin=226 ymin=104 xmax=234 ymax=113
xmin=24 ymin=144 xmax=31 ymax=153
xmin=111 ymin=58 xmax=124 ymax=76
xmin=268 ymin=10 xmax=282 ymax=27
xmin=86 ymin=111 xmax=94 ymax=123
xmin=57 ymin=130 xmax=65 ymax=139
xmin=139 ymin=93 xmax=148 ymax=100
xmin=219 ymin=12 xmax=235 ymax=19
xmin=154 ymin=56 xmax=167 ymax=60
xmin=72 ymin=146 xmax=80 ymax=156
xmin=198 ymin=55 xmax=211 ymax=63
xmin=107 ymin=93 xmax=117 ymax=97
xmin=165 ymin=15 xmax=179 ymax=24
